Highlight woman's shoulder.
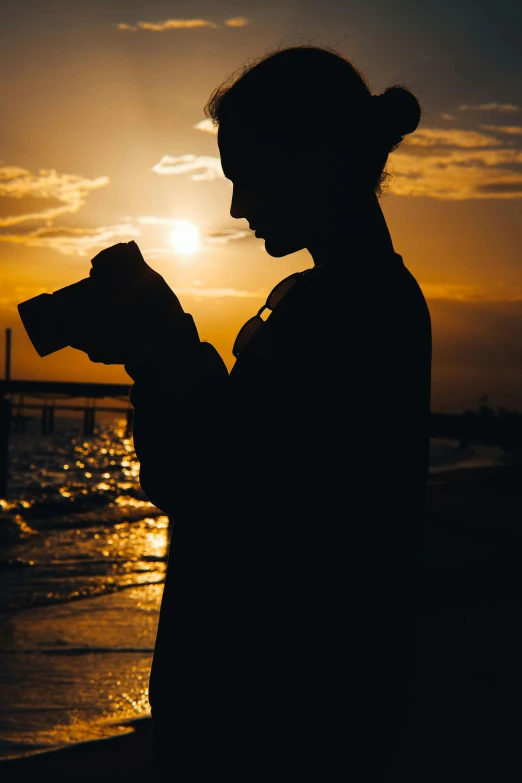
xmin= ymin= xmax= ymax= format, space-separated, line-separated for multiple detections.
xmin=273 ymin=252 xmax=430 ymax=351
xmin=279 ymin=253 xmax=407 ymax=311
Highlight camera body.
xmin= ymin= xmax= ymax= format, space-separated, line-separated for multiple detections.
xmin=17 ymin=241 xmax=157 ymax=358
xmin=18 ymin=277 xmax=94 ymax=357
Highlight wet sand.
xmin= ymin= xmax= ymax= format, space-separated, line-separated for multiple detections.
xmin=0 ymin=717 xmax=154 ymax=782
xmin=2 ymin=460 xmax=521 ymax=782
xmin=388 ymin=460 xmax=522 ymax=781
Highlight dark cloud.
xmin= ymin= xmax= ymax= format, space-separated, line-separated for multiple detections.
xmin=0 ymin=195 xmax=64 ymax=219
xmin=475 ymin=182 xmax=522 ymax=194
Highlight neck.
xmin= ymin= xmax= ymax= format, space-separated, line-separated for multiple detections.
xmin=306 ymin=191 xmax=395 ymax=266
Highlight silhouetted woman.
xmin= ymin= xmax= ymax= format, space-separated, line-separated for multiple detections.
xmin=125 ymin=45 xmax=432 ymax=781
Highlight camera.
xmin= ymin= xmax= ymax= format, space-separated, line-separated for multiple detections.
xmin=17 ymin=241 xmax=155 ymax=358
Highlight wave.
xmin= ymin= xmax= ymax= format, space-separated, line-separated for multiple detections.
xmin=4 ymin=647 xmax=155 ymax=656
xmin=0 ymin=572 xmax=165 ymax=612
xmin=1 ymin=497 xmax=166 ymax=546
xmin=0 ymin=514 xmax=38 ymax=545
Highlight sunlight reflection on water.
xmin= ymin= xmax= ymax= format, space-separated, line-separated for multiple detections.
xmin=0 ymin=418 xmax=169 ymax=759
xmin=1 ymin=422 xmax=506 ymax=759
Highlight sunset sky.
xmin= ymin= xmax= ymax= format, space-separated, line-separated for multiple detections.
xmin=1 ymin=0 xmax=521 ymax=413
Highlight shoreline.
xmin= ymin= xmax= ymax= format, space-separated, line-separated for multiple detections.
xmin=0 ymin=718 xmax=154 ymax=781
xmin=2 ymin=458 xmax=521 ymax=781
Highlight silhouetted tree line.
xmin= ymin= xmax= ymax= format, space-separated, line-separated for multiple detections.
xmin=431 ymin=398 xmax=522 ymax=450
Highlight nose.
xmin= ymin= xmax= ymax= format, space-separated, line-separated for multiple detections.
xmin=230 ymin=183 xmax=248 ymax=221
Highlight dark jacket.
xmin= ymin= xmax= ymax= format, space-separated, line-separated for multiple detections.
xmin=128 ymin=249 xmax=432 ymax=780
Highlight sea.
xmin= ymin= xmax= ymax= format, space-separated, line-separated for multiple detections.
xmin=0 ymin=416 xmax=508 ymax=760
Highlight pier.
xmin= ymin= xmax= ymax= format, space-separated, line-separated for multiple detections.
xmin=1 ymin=328 xmax=521 ymax=499
xmin=0 ymin=328 xmax=133 ymax=496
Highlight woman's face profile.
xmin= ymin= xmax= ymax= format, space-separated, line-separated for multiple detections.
xmin=218 ymin=121 xmax=318 ymax=258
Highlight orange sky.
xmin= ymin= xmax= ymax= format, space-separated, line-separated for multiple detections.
xmin=1 ymin=2 xmax=522 ymax=413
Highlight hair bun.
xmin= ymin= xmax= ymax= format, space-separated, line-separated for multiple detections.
xmin=374 ymin=86 xmax=421 ymax=139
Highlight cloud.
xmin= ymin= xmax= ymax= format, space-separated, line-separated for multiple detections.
xmin=175 ymin=286 xmax=259 ymax=298
xmin=480 ymin=124 xmax=522 ymax=135
xmin=194 ymin=118 xmax=217 ymax=134
xmin=0 ymin=222 xmax=140 ymax=256
xmin=157 ymin=124 xmax=522 ymax=200
xmin=118 ymin=17 xmax=248 ymax=31
xmin=475 ymin=181 xmax=522 ymax=194
xmin=204 ymin=229 xmax=251 ymax=244
xmin=406 ymin=128 xmax=502 ymax=148
xmin=421 ymin=281 xmax=522 ymax=302
xmin=391 ymin=128 xmax=522 ymax=199
xmin=137 ymin=217 xmax=251 ymax=244
xmin=459 ymin=103 xmax=520 ymax=112
xmin=118 ymin=19 xmax=219 ymax=31
xmin=0 ymin=194 xmax=65 ymax=220
xmin=151 ymin=154 xmax=224 ymax=181
xmin=391 ymin=150 xmax=522 ymax=199
xmin=0 ymin=165 xmax=109 ymax=226
xmin=440 ymin=113 xmax=456 ymax=121
xmin=224 ymin=17 xmax=249 ymax=27
xmin=0 ymin=166 xmax=28 ymax=179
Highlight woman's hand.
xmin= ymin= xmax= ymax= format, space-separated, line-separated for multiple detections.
xmin=69 ymin=241 xmax=193 ymax=365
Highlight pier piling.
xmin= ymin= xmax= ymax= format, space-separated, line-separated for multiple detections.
xmin=41 ymin=405 xmax=55 ymax=434
xmin=125 ymin=408 xmax=133 ymax=436
xmin=0 ymin=396 xmax=12 ymax=497
xmin=5 ymin=328 xmax=11 ymax=383
xmin=14 ymin=395 xmax=26 ymax=433
xmin=83 ymin=406 xmax=96 ymax=436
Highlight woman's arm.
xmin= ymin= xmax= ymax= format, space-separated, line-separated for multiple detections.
xmin=126 ymin=340 xmax=230 ymax=519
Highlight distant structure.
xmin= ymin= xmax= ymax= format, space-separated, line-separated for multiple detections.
xmin=1 ymin=328 xmax=521 ymax=499
xmin=0 ymin=327 xmax=132 ymax=497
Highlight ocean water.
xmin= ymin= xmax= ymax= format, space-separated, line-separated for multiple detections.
xmin=0 ymin=418 xmax=507 ymax=760
xmin=0 ymin=417 xmax=168 ymax=759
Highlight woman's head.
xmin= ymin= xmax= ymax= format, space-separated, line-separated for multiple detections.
xmin=205 ymin=44 xmax=421 ymax=258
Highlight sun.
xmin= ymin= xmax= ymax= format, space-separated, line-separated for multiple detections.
xmin=170 ymin=220 xmax=200 ymax=256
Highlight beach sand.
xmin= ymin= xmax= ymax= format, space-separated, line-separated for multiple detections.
xmin=388 ymin=459 xmax=522 ymax=782
xmin=2 ymin=459 xmax=521 ymax=782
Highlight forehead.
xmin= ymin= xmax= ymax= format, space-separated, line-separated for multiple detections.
xmin=218 ymin=121 xmax=261 ymax=179
xmin=218 ymin=120 xmax=289 ymax=182
xmin=217 ymin=119 xmax=258 ymax=153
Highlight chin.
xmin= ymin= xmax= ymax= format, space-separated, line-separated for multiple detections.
xmin=262 ymin=232 xmax=304 ymax=258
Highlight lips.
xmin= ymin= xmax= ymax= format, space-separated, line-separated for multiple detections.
xmin=250 ymin=219 xmax=269 ymax=237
